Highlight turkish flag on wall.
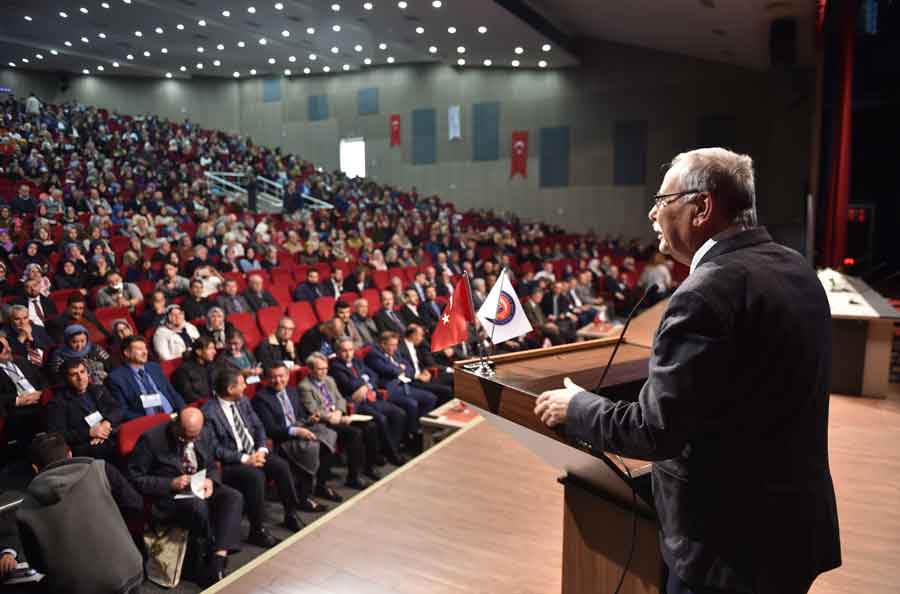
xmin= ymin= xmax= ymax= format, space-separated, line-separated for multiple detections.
xmin=390 ymin=114 xmax=401 ymax=146
xmin=511 ymin=130 xmax=528 ymax=177
xmin=431 ymin=275 xmax=475 ymax=352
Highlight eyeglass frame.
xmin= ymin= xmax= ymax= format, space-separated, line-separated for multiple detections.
xmin=651 ymin=189 xmax=704 ymax=211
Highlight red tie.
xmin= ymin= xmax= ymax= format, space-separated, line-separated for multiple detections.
xmin=350 ymin=364 xmax=376 ymax=401
xmin=32 ymin=298 xmax=44 ymax=321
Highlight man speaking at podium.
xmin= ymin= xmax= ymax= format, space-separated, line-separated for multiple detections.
xmin=535 ymin=148 xmax=840 ymax=594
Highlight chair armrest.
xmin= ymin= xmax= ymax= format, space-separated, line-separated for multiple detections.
xmin=377 ymin=389 xmax=389 ymax=401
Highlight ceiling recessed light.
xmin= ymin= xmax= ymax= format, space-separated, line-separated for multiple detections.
xmin=378 ymin=42 xmax=387 ymax=50
xmin=64 ymin=41 xmax=73 ymax=47
xmin=233 ymin=71 xmax=240 ymax=78
xmin=331 ymin=46 xmax=339 ymax=53
xmin=542 ymin=43 xmax=551 ymax=52
xmin=35 ymin=54 xmax=44 ymax=60
xmin=196 ymin=62 xmax=204 ymax=69
xmin=363 ymin=57 xmax=372 ymax=64
xmin=59 ymin=11 xmax=69 ymax=18
xmin=483 ymin=59 xmax=492 ymax=66
xmin=514 ymin=46 xmax=524 ymax=55
xmin=222 ymin=9 xmax=231 ymax=17
xmin=250 ymin=68 xmax=257 ymax=75
xmin=247 ymin=6 xmax=256 ymax=13
xmin=126 ymin=53 xmax=134 ymax=60
xmin=415 ymin=26 xmax=424 ymax=34
xmin=50 ymin=50 xmax=59 ymax=55
xmin=428 ymin=45 xmax=438 ymax=54
xmin=155 ymin=26 xmax=164 ymax=34
xmin=447 ymin=26 xmax=456 ymax=34
xmin=8 ymin=62 xmax=15 ymax=68
xmin=457 ymin=46 xmax=465 ymax=54
xmin=161 ymin=47 xmax=168 ymax=53
xmin=198 ymin=19 xmax=207 ymax=26
xmin=363 ymin=2 xmax=373 ymax=9
xmin=288 ymin=55 xmax=297 ymax=62
xmin=332 ymin=24 xmax=341 ymax=32
xmin=342 ymin=64 xmax=350 ymax=70
xmin=101 ymin=2 xmax=110 ymax=8
xmin=82 ymin=69 xmax=90 ymax=74
xmin=80 ymin=6 xmax=89 ymax=14
xmin=111 ymin=61 xmax=119 ymax=67
xmin=213 ymin=59 xmax=221 ymax=66
xmin=24 ymin=15 xmax=33 ymax=21
xmin=143 ymin=50 xmax=151 ymax=57
xmin=197 ymin=46 xmax=204 ymax=53
xmin=123 ymin=0 xmax=131 ymax=4
xmin=323 ymin=66 xmax=331 ymax=72
xmin=398 ymin=1 xmax=407 ymax=8
xmin=21 ymin=58 xmax=29 ymax=64
xmin=81 ymin=37 xmax=89 ymax=43
xmin=386 ymin=56 xmax=395 ymax=63
xmin=354 ymin=44 xmax=363 ymax=52
xmin=217 ymin=43 xmax=225 ymax=50
xmin=166 ymin=72 xmax=173 ymax=78
xmin=432 ymin=0 xmax=442 ymax=6
xmin=477 ymin=25 xmax=487 ymax=34
xmin=98 ymin=32 xmax=107 ymax=39
xmin=268 ymin=57 xmax=276 ymax=64
xmin=258 ymin=38 xmax=267 ymax=45
xmin=309 ymin=53 xmax=317 ymax=60
xmin=179 ymin=65 xmax=187 ymax=71
xmin=176 ymin=23 xmax=184 ymax=30
xmin=284 ymin=68 xmax=291 ymax=75
xmin=281 ymin=29 xmax=290 ymax=37
xmin=331 ymin=3 xmax=341 ymax=10
xmin=538 ymin=60 xmax=547 ymax=68
xmin=96 ymin=65 xmax=104 ymax=70
xmin=303 ymin=67 xmax=311 ymax=74
xmin=134 ymin=30 xmax=142 ymax=37
xmin=237 ymin=41 xmax=246 ymax=47
xmin=275 ymin=2 xmax=284 ymax=10
xmin=457 ymin=58 xmax=465 ymax=66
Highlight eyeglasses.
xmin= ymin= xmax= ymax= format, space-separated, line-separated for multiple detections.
xmin=651 ymin=189 xmax=703 ymax=210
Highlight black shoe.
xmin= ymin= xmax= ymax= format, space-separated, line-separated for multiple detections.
xmin=298 ymin=497 xmax=330 ymax=513
xmin=374 ymin=454 xmax=387 ymax=466
xmin=283 ymin=512 xmax=306 ymax=532
xmin=247 ymin=527 xmax=280 ymax=548
xmin=314 ymin=484 xmax=344 ymax=503
xmin=200 ymin=555 xmax=227 ymax=587
xmin=345 ymin=476 xmax=370 ymax=490
xmin=364 ymin=467 xmax=381 ymax=481
xmin=387 ymin=453 xmax=407 ymax=466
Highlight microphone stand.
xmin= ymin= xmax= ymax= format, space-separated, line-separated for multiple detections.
xmin=592 ymin=284 xmax=658 ymax=393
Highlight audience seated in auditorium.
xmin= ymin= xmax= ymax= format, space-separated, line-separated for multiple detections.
xmin=292 ymin=268 xmax=323 ymax=302
xmin=107 ymin=335 xmax=186 ymax=420
xmin=243 ymin=274 xmax=278 ymax=312
xmin=172 ymin=335 xmax=218 ymax=404
xmin=6 ymin=304 xmax=54 ymax=365
xmin=217 ymin=279 xmax=252 ymax=315
xmin=398 ymin=324 xmax=453 ymax=404
xmin=374 ymin=290 xmax=405 ymax=335
xmin=182 ymin=278 xmax=213 ymax=321
xmin=48 ymin=324 xmax=113 ymax=385
xmin=298 ymin=318 xmax=344 ymax=362
xmin=216 ymin=329 xmax=264 ymax=381
xmin=348 ymin=299 xmax=378 ymax=348
xmin=153 ymin=304 xmax=200 ymax=361
xmin=255 ymin=317 xmax=299 ymax=372
xmin=96 ymin=270 xmax=143 ymax=310
xmin=48 ymin=293 xmax=110 ymax=344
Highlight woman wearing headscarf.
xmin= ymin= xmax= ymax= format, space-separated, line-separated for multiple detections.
xmin=48 ymin=324 xmax=113 ymax=385
xmin=85 ymin=255 xmax=112 ymax=289
xmin=0 ymin=261 xmax=14 ymax=299
xmin=22 ymin=263 xmax=51 ymax=297
xmin=199 ymin=306 xmax=234 ymax=350
xmin=53 ymin=260 xmax=85 ymax=291
xmin=13 ymin=241 xmax=46 ymax=276
xmin=108 ymin=319 xmax=133 ymax=368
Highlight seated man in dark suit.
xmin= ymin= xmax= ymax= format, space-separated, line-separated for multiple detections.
xmin=106 ymin=335 xmax=186 ymax=421
xmin=320 ymin=268 xmax=345 ymax=298
xmin=6 ymin=305 xmax=54 ymax=367
xmin=128 ymin=408 xmax=244 ymax=587
xmin=46 ymin=359 xmax=123 ymax=461
xmin=172 ymin=336 xmax=218 ymax=404
xmin=48 ymin=293 xmax=111 ymax=344
xmin=182 ymin=278 xmax=213 ymax=322
xmin=255 ymin=317 xmax=300 ymax=372
xmin=331 ymin=337 xmax=407 ymax=466
xmin=216 ymin=279 xmax=252 ymax=315
xmin=397 ymin=288 xmax=426 ymax=329
xmin=292 ymin=268 xmax=323 ymax=302
xmin=0 ymin=333 xmax=47 ymax=453
xmin=297 ymin=318 xmax=344 ymax=361
xmin=348 ymin=299 xmax=378 ymax=348
xmin=202 ymin=370 xmax=304 ymax=544
xmin=13 ymin=279 xmax=57 ymax=329
xmin=541 ymin=281 xmax=580 ymax=332
xmin=243 ymin=274 xmax=278 ymax=312
xmin=299 ymin=353 xmax=377 ymax=488
xmin=253 ymin=364 xmax=342 ymax=511
xmin=418 ymin=284 xmax=443 ymax=333
xmin=364 ymin=331 xmax=437 ymax=447
xmin=397 ymin=324 xmax=453 ymax=405
xmin=373 ymin=290 xmax=406 ymax=334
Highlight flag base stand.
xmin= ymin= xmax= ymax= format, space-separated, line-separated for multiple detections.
xmin=462 ymin=358 xmax=496 ymax=377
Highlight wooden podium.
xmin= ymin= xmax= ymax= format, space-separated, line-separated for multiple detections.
xmin=455 ymin=303 xmax=667 ymax=594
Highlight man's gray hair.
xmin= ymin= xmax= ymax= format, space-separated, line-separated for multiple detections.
xmin=305 ymin=351 xmax=329 ymax=368
xmin=9 ymin=304 xmax=28 ymax=317
xmin=335 ymin=336 xmax=354 ymax=350
xmin=669 ymin=147 xmax=757 ymax=227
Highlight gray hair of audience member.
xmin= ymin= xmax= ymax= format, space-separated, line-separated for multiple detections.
xmin=305 ymin=351 xmax=329 ymax=368
xmin=334 ymin=336 xmax=354 ymax=351
xmin=667 ymin=147 xmax=757 ymax=228
xmin=9 ymin=304 xmax=29 ymax=318
xmin=353 ymin=298 xmax=368 ymax=312
xmin=207 ymin=306 xmax=225 ymax=318
xmin=471 ymin=278 xmax=486 ymax=292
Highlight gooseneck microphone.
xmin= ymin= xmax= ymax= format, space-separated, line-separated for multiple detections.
xmin=591 ymin=284 xmax=659 ymax=393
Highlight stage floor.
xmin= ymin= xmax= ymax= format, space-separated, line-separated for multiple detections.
xmin=205 ymin=392 xmax=900 ymax=594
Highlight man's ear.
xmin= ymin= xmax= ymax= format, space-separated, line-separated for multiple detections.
xmin=691 ymin=192 xmax=714 ymax=227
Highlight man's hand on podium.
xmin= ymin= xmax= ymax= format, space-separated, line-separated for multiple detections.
xmin=535 ymin=377 xmax=584 ymax=427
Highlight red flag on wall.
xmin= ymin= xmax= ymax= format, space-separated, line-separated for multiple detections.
xmin=390 ymin=114 xmax=401 ymax=146
xmin=431 ymin=275 xmax=475 ymax=352
xmin=511 ymin=130 xmax=528 ymax=177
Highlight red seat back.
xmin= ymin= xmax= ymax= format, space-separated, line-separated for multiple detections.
xmin=228 ymin=311 xmax=262 ymax=351
xmin=256 ymin=305 xmax=284 ymax=337
xmin=159 ymin=357 xmax=182 ymax=381
xmin=286 ymin=301 xmax=318 ymax=341
xmin=118 ymin=413 xmax=171 ymax=458
xmin=314 ymin=296 xmax=336 ymax=323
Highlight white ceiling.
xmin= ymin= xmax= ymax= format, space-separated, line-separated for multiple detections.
xmin=524 ymin=0 xmax=816 ymax=70
xmin=0 ymin=0 xmax=578 ymax=80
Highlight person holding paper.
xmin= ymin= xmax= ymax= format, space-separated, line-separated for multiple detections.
xmin=106 ymin=335 xmax=186 ymax=421
xmin=128 ymin=408 xmax=244 ymax=587
xmin=202 ymin=370 xmax=305 ymax=544
xmin=46 ymin=359 xmax=124 ymax=461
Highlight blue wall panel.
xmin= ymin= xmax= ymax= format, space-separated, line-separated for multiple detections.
xmin=472 ymin=102 xmax=500 ymax=161
xmin=613 ymin=120 xmax=647 ymax=185
xmin=412 ymin=108 xmax=437 ymax=165
xmin=358 ymin=87 xmax=379 ymax=115
xmin=308 ymin=95 xmax=329 ymax=121
xmin=262 ymin=78 xmax=281 ymax=103
xmin=539 ymin=126 xmax=570 ymax=188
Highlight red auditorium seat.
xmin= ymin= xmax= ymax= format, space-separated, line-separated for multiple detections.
xmin=402 ymin=266 xmax=418 ymax=284
xmin=289 ymin=366 xmax=310 ymax=385
xmin=222 ymin=272 xmax=247 ymax=292
xmin=333 ymin=261 xmax=353 ymax=277
xmin=387 ymin=267 xmax=404 ymax=284
xmin=228 ymin=312 xmax=262 ymax=351
xmin=256 ymin=305 xmax=284 ymax=337
xmin=339 ymin=291 xmax=359 ymax=304
xmin=362 ymin=288 xmax=382 ymax=313
xmin=95 ymin=306 xmax=135 ymax=331
xmin=372 ymin=270 xmax=390 ymax=290
xmin=270 ymin=267 xmax=294 ymax=288
xmin=314 ymin=262 xmax=331 ymax=279
xmin=270 ymin=284 xmax=293 ymax=308
xmin=293 ymin=266 xmax=309 ymax=284
xmin=159 ymin=358 xmax=181 ymax=381
xmin=286 ymin=302 xmax=318 ymax=340
xmin=118 ymin=413 xmax=172 ymax=458
xmin=314 ymin=296 xmax=336 ymax=322
xmin=50 ymin=289 xmax=82 ymax=313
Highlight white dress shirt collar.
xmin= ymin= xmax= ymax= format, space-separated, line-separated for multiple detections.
xmin=690 ymin=226 xmax=746 ymax=274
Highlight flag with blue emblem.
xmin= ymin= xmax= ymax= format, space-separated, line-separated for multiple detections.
xmin=477 ymin=268 xmax=533 ymax=345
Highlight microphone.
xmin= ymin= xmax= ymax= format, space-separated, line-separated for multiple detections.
xmin=591 ymin=284 xmax=659 ymax=393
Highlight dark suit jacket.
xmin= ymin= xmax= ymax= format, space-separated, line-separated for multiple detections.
xmin=292 ymin=282 xmax=322 ymax=302
xmin=363 ymin=346 xmax=409 ymax=390
xmin=127 ymin=421 xmax=223 ymax=498
xmin=397 ymin=304 xmax=425 ymax=329
xmin=255 ymin=338 xmax=299 ymax=372
xmin=566 ymin=228 xmax=841 ymax=590
xmin=170 ymin=357 xmax=214 ymax=403
xmin=523 ymin=300 xmax=548 ymax=328
xmin=0 ymin=357 xmax=46 ymax=416
xmin=12 ymin=295 xmax=58 ymax=321
xmin=319 ymin=279 xmax=343 ymax=298
xmin=252 ymin=386 xmax=313 ymax=443
xmin=419 ymin=300 xmax=442 ymax=330
xmin=329 ymin=357 xmax=379 ymax=399
xmin=297 ymin=325 xmax=331 ymax=362
xmin=181 ymin=296 xmax=212 ymax=321
xmin=374 ymin=308 xmax=405 ymax=334
xmin=397 ymin=339 xmax=436 ymax=375
xmin=243 ymin=288 xmax=278 ymax=312
xmin=106 ymin=363 xmax=186 ymax=421
xmin=348 ymin=314 xmax=378 ymax=346
xmin=217 ymin=293 xmax=252 ymax=315
xmin=6 ymin=324 xmax=54 ymax=360
xmin=201 ymin=397 xmax=268 ymax=464
xmin=46 ymin=384 xmax=124 ymax=449
xmin=540 ymin=291 xmax=574 ymax=318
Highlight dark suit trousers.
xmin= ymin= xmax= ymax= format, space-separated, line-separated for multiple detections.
xmin=71 ymin=439 xmax=119 ymax=462
xmin=156 ymin=484 xmax=243 ymax=554
xmin=357 ymin=399 xmax=406 ymax=456
xmin=328 ymin=422 xmax=374 ymax=480
xmin=665 ymin=570 xmax=813 ymax=594
xmin=387 ymin=384 xmax=437 ymax=434
xmin=221 ymin=454 xmax=298 ymax=529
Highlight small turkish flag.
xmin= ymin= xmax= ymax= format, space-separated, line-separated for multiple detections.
xmin=390 ymin=114 xmax=401 ymax=146
xmin=511 ymin=130 xmax=528 ymax=178
xmin=431 ymin=275 xmax=476 ymax=352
